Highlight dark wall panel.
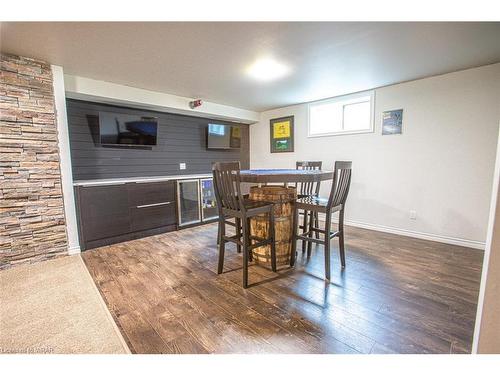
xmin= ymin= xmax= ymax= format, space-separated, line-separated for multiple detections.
xmin=66 ymin=99 xmax=250 ymax=180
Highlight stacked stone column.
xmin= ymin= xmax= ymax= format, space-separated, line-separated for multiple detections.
xmin=1 ymin=53 xmax=68 ymax=269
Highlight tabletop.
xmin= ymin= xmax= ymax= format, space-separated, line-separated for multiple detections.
xmin=239 ymin=169 xmax=333 ymax=184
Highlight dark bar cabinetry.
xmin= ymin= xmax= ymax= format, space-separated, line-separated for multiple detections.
xmin=75 ymin=180 xmax=177 ymax=250
xmin=77 ymin=184 xmax=131 ymax=242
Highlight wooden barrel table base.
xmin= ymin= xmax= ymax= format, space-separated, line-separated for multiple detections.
xmin=249 ymin=186 xmax=297 ymax=269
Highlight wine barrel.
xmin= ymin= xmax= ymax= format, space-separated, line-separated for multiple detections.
xmin=249 ymin=186 xmax=296 ymax=268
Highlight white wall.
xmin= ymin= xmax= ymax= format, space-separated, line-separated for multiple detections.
xmin=473 ymin=125 xmax=500 ymax=353
xmin=250 ymin=63 xmax=500 ymax=248
xmin=51 ymin=65 xmax=80 ymax=254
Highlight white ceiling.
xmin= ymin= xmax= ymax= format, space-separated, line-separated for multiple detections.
xmin=2 ymin=22 xmax=500 ymax=112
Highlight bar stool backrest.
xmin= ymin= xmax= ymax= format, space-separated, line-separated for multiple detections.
xmin=327 ymin=161 xmax=352 ymax=210
xmin=212 ymin=161 xmax=244 ymax=212
xmin=296 ymin=161 xmax=322 ymax=196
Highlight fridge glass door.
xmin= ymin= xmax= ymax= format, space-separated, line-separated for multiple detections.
xmin=200 ymin=178 xmax=218 ymax=221
xmin=177 ymin=179 xmax=201 ymax=225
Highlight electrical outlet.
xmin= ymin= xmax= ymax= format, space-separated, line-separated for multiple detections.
xmin=179 ymin=163 xmax=186 ymax=170
xmin=410 ymin=210 xmax=417 ymax=220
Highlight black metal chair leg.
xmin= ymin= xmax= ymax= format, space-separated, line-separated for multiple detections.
xmin=217 ymin=219 xmax=225 ymax=274
xmin=269 ymin=209 xmax=277 ymax=272
xmin=307 ymin=210 xmax=314 ymax=257
xmin=290 ymin=205 xmax=298 ymax=267
xmin=235 ymin=217 xmax=242 ymax=253
xmin=324 ymin=213 xmax=331 ymax=280
xmin=314 ymin=212 xmax=320 ymax=239
xmin=301 ymin=210 xmax=307 ymax=253
xmin=246 ymin=217 xmax=253 ymax=262
xmin=339 ymin=210 xmax=346 ymax=268
xmin=217 ymin=218 xmax=221 ymax=245
xmin=242 ymin=217 xmax=249 ymax=288
xmin=302 ymin=209 xmax=308 ymax=254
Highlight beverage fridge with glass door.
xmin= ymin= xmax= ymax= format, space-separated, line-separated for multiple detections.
xmin=177 ymin=177 xmax=218 ymax=227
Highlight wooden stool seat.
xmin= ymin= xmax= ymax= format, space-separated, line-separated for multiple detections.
xmin=296 ymin=196 xmax=330 ymax=206
xmin=241 ymin=199 xmax=275 ymax=210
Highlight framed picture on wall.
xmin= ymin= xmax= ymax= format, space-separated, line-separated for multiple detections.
xmin=229 ymin=126 xmax=241 ymax=148
xmin=270 ymin=115 xmax=294 ymax=153
xmin=382 ymin=109 xmax=403 ymax=135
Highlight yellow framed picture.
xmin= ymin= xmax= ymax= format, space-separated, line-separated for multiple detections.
xmin=270 ymin=116 xmax=294 ymax=153
xmin=230 ymin=126 xmax=241 ymax=148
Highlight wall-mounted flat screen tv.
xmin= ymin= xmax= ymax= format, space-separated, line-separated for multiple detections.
xmin=207 ymin=123 xmax=241 ymax=149
xmin=99 ymin=111 xmax=158 ymax=146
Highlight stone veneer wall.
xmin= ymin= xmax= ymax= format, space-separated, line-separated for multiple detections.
xmin=0 ymin=53 xmax=68 ymax=269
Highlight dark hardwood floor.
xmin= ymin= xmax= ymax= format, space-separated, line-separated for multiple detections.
xmin=82 ymin=223 xmax=483 ymax=354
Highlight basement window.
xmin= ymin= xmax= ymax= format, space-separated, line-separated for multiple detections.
xmin=308 ymin=91 xmax=374 ymax=137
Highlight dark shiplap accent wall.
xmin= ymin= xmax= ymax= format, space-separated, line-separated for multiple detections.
xmin=66 ymin=99 xmax=250 ymax=181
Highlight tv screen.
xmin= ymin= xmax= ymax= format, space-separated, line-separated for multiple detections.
xmin=99 ymin=111 xmax=158 ymax=146
xmin=207 ymin=123 xmax=241 ymax=149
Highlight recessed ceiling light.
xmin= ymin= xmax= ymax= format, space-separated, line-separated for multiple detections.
xmin=246 ymin=57 xmax=290 ymax=82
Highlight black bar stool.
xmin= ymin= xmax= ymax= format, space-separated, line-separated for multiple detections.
xmin=212 ymin=161 xmax=277 ymax=288
xmin=291 ymin=161 xmax=352 ymax=280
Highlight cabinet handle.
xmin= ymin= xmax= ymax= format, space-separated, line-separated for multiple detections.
xmin=136 ymin=201 xmax=173 ymax=209
xmin=135 ymin=180 xmax=171 ymax=184
xmin=82 ymin=182 xmax=127 ymax=187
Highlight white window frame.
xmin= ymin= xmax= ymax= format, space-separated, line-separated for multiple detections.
xmin=307 ymin=91 xmax=375 ymax=138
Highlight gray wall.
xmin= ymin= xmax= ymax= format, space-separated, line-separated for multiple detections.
xmin=67 ymin=99 xmax=250 ymax=181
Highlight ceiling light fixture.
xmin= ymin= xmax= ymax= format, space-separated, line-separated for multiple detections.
xmin=246 ymin=57 xmax=290 ymax=82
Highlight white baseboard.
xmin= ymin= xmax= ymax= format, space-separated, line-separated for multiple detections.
xmin=316 ymin=213 xmax=485 ymax=250
xmin=68 ymin=245 xmax=81 ymax=255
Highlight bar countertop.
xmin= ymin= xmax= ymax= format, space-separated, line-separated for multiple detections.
xmin=73 ymin=174 xmax=213 ymax=187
